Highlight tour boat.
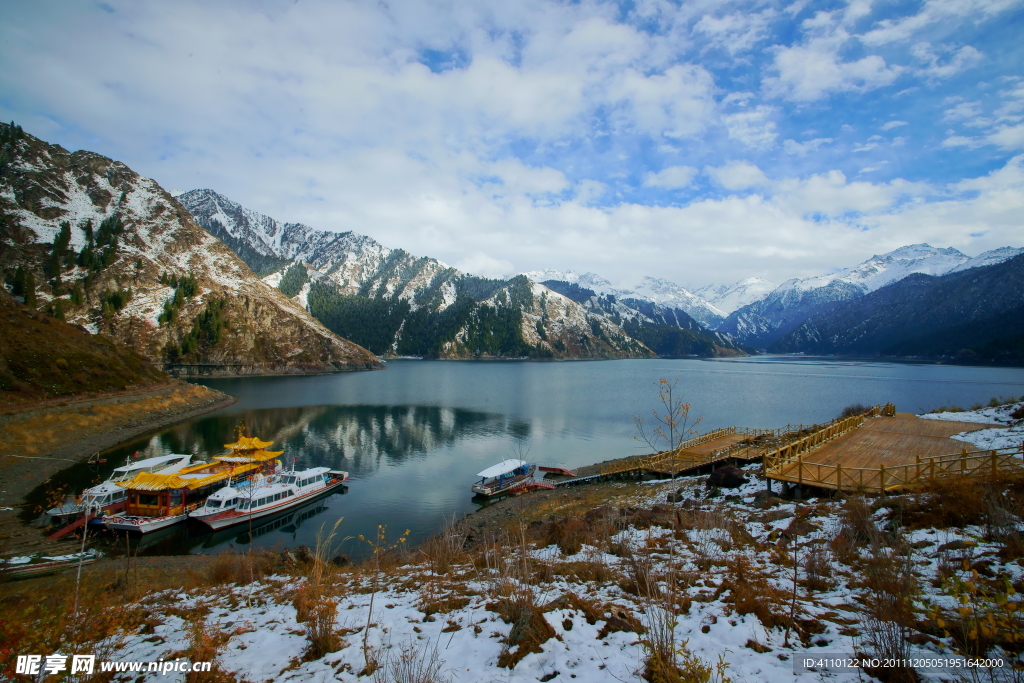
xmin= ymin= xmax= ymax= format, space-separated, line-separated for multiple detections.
xmin=198 ymin=467 xmax=349 ymax=531
xmin=47 ymin=453 xmax=193 ymax=522
xmin=187 ymin=483 xmax=244 ymax=521
xmin=471 ymin=459 xmax=538 ymax=497
xmin=103 ymin=435 xmax=283 ymax=534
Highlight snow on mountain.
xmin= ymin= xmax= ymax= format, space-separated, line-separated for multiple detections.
xmin=947 ymin=246 xmax=1024 ymax=273
xmin=0 ymin=128 xmax=381 ymax=375
xmin=181 ymin=191 xmax=651 ymax=359
xmin=780 ymin=244 xmax=970 ymax=296
xmin=718 ymin=243 xmax=1021 ymax=348
xmin=694 ymin=277 xmax=777 ymax=315
xmin=521 ymin=270 xmax=726 ymax=329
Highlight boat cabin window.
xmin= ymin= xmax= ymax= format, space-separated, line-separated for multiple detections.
xmin=239 ymin=500 xmax=249 ymax=510
xmin=170 ymin=491 xmax=182 ymax=506
xmin=138 ymin=493 xmax=159 ymax=506
xmin=113 ymin=489 xmax=126 ymax=501
xmin=283 ymin=476 xmax=296 ymax=484
xmin=208 ymin=500 xmax=221 ymax=509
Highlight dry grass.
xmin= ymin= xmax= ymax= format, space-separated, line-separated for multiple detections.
xmin=0 ymin=384 xmax=218 ymax=458
xmin=371 ymin=638 xmax=450 ymax=683
xmin=489 ymin=587 xmax=557 ymax=670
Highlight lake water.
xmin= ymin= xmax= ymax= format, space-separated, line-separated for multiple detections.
xmin=50 ymin=357 xmax=1024 ymax=560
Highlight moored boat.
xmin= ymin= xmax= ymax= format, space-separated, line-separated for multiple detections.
xmin=103 ymin=435 xmax=283 ymax=534
xmin=47 ymin=453 xmax=193 ymax=522
xmin=198 ymin=467 xmax=348 ymax=531
xmin=471 ymin=459 xmax=537 ymax=497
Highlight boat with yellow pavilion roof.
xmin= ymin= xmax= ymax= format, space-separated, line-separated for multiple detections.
xmin=103 ymin=434 xmax=285 ymax=534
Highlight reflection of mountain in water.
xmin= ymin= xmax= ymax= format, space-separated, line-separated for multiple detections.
xmin=135 ymin=405 xmax=528 ymax=476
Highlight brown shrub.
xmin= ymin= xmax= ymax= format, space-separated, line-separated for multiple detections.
xmin=489 ymin=590 xmax=557 ymax=669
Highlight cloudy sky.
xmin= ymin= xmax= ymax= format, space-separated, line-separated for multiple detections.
xmin=2 ymin=0 xmax=1022 ymax=288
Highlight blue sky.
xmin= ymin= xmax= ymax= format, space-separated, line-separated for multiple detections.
xmin=1 ymin=0 xmax=1022 ymax=288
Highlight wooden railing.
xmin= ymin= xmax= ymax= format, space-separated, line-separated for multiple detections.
xmin=761 ymin=404 xmax=891 ymax=477
xmin=599 ymin=426 xmax=775 ymax=477
xmin=766 ymin=446 xmax=1024 ymax=493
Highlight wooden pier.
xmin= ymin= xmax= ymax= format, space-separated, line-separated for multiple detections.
xmin=764 ymin=410 xmax=1024 ymax=494
xmin=546 ymin=403 xmax=1022 ymax=495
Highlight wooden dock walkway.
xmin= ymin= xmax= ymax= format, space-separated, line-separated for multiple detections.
xmin=765 ymin=411 xmax=1024 ymax=493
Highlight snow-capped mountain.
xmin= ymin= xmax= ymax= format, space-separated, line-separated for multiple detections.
xmin=719 ymin=244 xmax=1021 ymax=348
xmin=947 ymin=246 xmax=1024 ymax=274
xmin=773 ymin=253 xmax=1024 ymax=359
xmin=520 ymin=270 xmax=726 ymax=329
xmin=693 ymin=277 xmax=777 ymax=315
xmin=179 ymin=191 xmax=658 ymax=359
xmin=0 ymin=126 xmax=381 ymax=375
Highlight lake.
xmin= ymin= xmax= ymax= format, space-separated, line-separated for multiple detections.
xmin=49 ymin=357 xmax=1024 ymax=559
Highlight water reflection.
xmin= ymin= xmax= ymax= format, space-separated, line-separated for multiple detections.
xmin=37 ymin=404 xmax=529 ymax=560
xmin=135 ymin=404 xmax=526 ymax=472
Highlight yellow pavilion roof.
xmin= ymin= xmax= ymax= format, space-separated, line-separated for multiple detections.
xmin=117 ymin=463 xmax=258 ymax=491
xmin=215 ymin=450 xmax=283 ymax=463
xmin=224 ymin=436 xmax=274 ymax=451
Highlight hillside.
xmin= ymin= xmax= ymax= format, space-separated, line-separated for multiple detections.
xmin=772 ymin=254 xmax=1024 ymax=362
xmin=719 ymin=244 xmax=1023 ymax=348
xmin=0 ymin=289 xmax=167 ymax=404
xmin=180 ymin=190 xmax=663 ymax=360
xmin=0 ymin=124 xmax=382 ymax=376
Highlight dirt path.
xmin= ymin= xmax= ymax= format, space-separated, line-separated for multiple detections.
xmin=0 ymin=383 xmax=235 ymax=558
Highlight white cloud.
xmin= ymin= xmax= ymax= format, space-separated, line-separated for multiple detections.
xmin=705 ymin=161 xmax=769 ymax=190
xmin=643 ymin=165 xmax=698 ymax=189
xmin=987 ymin=123 xmax=1024 ymax=150
xmin=693 ymin=9 xmax=776 ymax=55
xmin=783 ymin=137 xmax=834 ymax=155
xmin=606 ymin=64 xmax=716 ymax=138
xmin=722 ymin=105 xmax=779 ymax=149
xmin=942 ymin=135 xmax=980 ymax=148
xmin=0 ymin=0 xmax=1020 ymax=290
xmin=912 ymin=42 xmax=983 ymax=80
xmin=454 ymin=252 xmax=515 ymax=279
xmin=765 ymin=40 xmax=902 ymax=101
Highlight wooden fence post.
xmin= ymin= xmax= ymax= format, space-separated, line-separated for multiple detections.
xmin=836 ymin=463 xmax=843 ymax=492
xmin=879 ymin=465 xmax=885 ymax=493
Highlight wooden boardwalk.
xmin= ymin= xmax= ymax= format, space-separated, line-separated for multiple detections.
xmin=766 ymin=412 xmax=1023 ymax=493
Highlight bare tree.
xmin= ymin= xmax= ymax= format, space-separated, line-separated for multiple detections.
xmin=634 ymin=378 xmax=702 ymax=454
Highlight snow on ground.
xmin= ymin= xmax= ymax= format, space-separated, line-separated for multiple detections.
xmin=921 ymin=402 xmax=1024 ymax=451
xmin=83 ymin=462 xmax=1023 ymax=682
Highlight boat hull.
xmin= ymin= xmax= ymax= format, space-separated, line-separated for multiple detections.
xmin=200 ymin=478 xmax=347 ymax=531
xmin=103 ymin=513 xmax=187 ymax=534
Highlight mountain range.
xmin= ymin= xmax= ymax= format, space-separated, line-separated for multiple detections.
xmin=179 ymin=189 xmax=741 ymax=359
xmin=0 ymin=124 xmax=381 ymax=376
xmin=3 ymin=122 xmax=1020 ymax=370
xmin=772 ymin=253 xmax=1024 ymax=362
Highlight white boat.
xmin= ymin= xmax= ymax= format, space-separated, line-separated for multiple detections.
xmin=198 ymin=467 xmax=349 ymax=531
xmin=103 ymin=434 xmax=284 ymax=534
xmin=187 ymin=484 xmax=243 ymax=521
xmin=47 ymin=454 xmax=193 ymax=521
xmin=471 ymin=459 xmax=537 ymax=497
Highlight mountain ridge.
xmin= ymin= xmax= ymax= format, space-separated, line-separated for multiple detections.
xmin=0 ymin=126 xmax=382 ymax=376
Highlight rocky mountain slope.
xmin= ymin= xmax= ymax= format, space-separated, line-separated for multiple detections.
xmin=0 ymin=124 xmax=381 ymax=376
xmin=772 ymin=254 xmax=1024 ymax=362
xmin=718 ymin=244 xmax=1022 ymax=348
xmin=178 ymin=190 xmax=661 ymax=359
